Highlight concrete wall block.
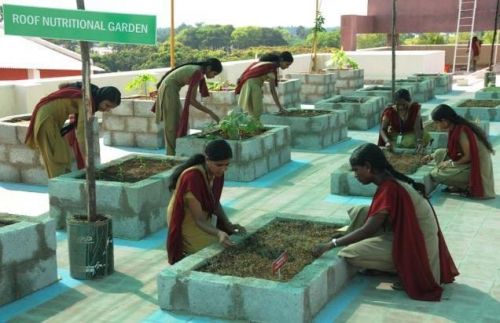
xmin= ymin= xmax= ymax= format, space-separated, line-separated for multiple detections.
xmin=0 ymin=144 xmax=7 ymax=162
xmin=340 ymin=126 xmax=348 ymax=140
xmin=16 ymin=126 xmax=28 ymax=145
xmin=126 ymin=117 xmax=149 ymax=133
xmin=48 ymin=177 xmax=84 ymax=202
xmin=112 ymin=100 xmax=134 ymax=116
xmin=112 ymin=132 xmax=135 ymax=147
xmin=335 ymin=80 xmax=349 ymax=88
xmin=133 ymin=100 xmax=156 ymax=117
xmin=0 ymin=222 xmax=39 ymax=264
xmin=102 ymin=132 xmax=112 ymax=146
xmin=16 ymin=256 xmax=58 ymax=298
xmin=9 ymin=146 xmax=37 ymax=165
xmin=0 ymin=266 xmax=15 ymax=306
xmin=294 ymin=134 xmax=323 ymax=149
xmin=310 ymin=115 xmax=331 ymax=132
xmin=286 ymin=73 xmax=308 ymax=83
xmin=254 ymin=156 xmax=268 ymax=179
xmin=0 ymin=163 xmax=21 ymax=182
xmin=176 ymin=137 xmax=207 ymax=158
xmin=274 ymin=127 xmax=286 ymax=146
xmin=279 ymin=146 xmax=291 ymax=166
xmin=111 ymin=214 xmax=146 ymax=240
xmin=125 ymin=181 xmax=164 ymax=214
xmin=267 ymin=151 xmax=281 ymax=171
xmin=187 ymin=273 xmax=236 ymax=319
xmin=21 ymin=168 xmax=48 ymax=185
xmin=330 ymin=170 xmax=348 ymax=195
xmin=93 ymin=183 xmax=125 ymax=213
xmin=0 ymin=123 xmax=17 ymax=145
xmin=262 ymin=132 xmax=276 ymax=153
xmin=103 ymin=115 xmax=126 ymax=131
xmin=136 ymin=133 xmax=164 ymax=148
xmin=148 ymin=119 xmax=164 ymax=133
xmin=226 ymin=162 xmax=256 ymax=182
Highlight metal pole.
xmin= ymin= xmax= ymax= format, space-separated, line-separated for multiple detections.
xmin=391 ymin=0 xmax=397 ymax=102
xmin=489 ymin=0 xmax=500 ymax=71
xmin=76 ymin=0 xmax=96 ymax=222
xmin=170 ymin=0 xmax=175 ymax=67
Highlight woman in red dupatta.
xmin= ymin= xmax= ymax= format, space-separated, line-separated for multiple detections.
xmin=313 ymin=143 xmax=459 ymax=301
xmin=378 ymin=88 xmax=429 ymax=153
xmin=153 ymin=58 xmax=222 ymax=156
xmin=24 ymin=82 xmax=121 ymax=178
xmin=167 ymin=139 xmax=246 ymax=265
xmin=236 ymin=51 xmax=293 ymax=119
xmin=422 ymin=104 xmax=495 ymax=199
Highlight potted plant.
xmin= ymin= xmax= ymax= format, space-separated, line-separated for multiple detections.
xmin=324 ymin=49 xmax=364 ymax=95
xmin=192 ymin=80 xmax=238 ymax=129
xmin=124 ymin=73 xmax=158 ymax=98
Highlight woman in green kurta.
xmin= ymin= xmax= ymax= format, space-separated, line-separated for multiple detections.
xmin=422 ymin=104 xmax=495 ymax=199
xmin=155 ymin=59 xmax=222 ymax=155
xmin=236 ymin=52 xmax=294 ymax=119
xmin=25 ymin=83 xmax=121 ymax=178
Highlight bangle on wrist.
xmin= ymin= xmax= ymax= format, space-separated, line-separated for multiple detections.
xmin=331 ymin=238 xmax=338 ymax=248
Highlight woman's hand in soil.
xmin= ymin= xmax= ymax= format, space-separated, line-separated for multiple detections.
xmin=421 ymin=154 xmax=433 ymax=164
xmin=230 ymin=223 xmax=246 ymax=234
xmin=217 ymin=230 xmax=235 ymax=247
xmin=311 ymin=243 xmax=331 ymax=258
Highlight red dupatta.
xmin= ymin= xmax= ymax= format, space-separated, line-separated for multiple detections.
xmin=25 ymin=87 xmax=86 ymax=169
xmin=235 ymin=62 xmax=278 ymax=94
xmin=377 ymin=103 xmax=421 ymax=146
xmin=176 ymin=70 xmax=209 ymax=137
xmin=367 ymin=179 xmax=459 ymax=301
xmin=447 ymin=125 xmax=484 ymax=197
xmin=167 ymin=166 xmax=225 ymax=265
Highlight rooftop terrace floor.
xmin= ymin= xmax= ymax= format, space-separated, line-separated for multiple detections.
xmin=1 ymin=75 xmax=499 ymax=323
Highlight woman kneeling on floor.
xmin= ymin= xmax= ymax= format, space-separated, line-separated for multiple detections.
xmin=312 ymin=143 xmax=459 ymax=301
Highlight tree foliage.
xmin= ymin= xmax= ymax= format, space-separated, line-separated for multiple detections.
xmin=231 ymin=26 xmax=287 ymax=49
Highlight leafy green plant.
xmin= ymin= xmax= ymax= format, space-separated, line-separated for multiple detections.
xmin=207 ymin=81 xmax=236 ymax=91
xmin=326 ymin=49 xmax=359 ymax=70
xmin=125 ymin=73 xmax=158 ymax=96
xmin=200 ymin=112 xmax=265 ymax=140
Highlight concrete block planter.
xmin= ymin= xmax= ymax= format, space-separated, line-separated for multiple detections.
xmin=384 ymin=79 xmax=435 ymax=103
xmin=0 ymin=114 xmax=99 ymax=185
xmin=331 ymin=159 xmax=437 ymax=197
xmin=424 ymin=120 xmax=490 ymax=149
xmin=260 ymin=109 xmax=348 ymax=149
xmin=175 ymin=125 xmax=291 ymax=182
xmin=48 ymin=154 xmax=185 ymax=239
xmin=410 ymin=74 xmax=453 ymax=95
xmin=157 ymin=213 xmax=356 ymax=323
xmin=474 ymin=87 xmax=500 ymax=100
xmin=102 ymin=98 xmax=164 ymax=149
xmin=314 ymin=95 xmax=385 ymax=130
xmin=0 ymin=213 xmax=57 ymax=306
xmin=351 ymin=86 xmax=401 ymax=107
xmin=192 ymin=90 xmax=237 ymax=129
xmin=263 ymin=79 xmax=302 ymax=113
xmin=285 ymin=73 xmax=335 ymax=104
xmin=324 ymin=69 xmax=364 ymax=95
xmin=451 ymin=99 xmax=500 ymax=121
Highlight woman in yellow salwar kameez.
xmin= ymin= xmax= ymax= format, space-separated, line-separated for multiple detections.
xmin=25 ymin=83 xmax=121 ymax=178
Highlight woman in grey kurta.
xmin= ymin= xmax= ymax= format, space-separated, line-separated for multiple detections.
xmin=422 ymin=104 xmax=495 ymax=199
xmin=155 ymin=59 xmax=222 ymax=155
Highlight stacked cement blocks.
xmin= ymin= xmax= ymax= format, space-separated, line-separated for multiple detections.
xmin=410 ymin=74 xmax=453 ymax=95
xmin=475 ymin=88 xmax=500 ymax=99
xmin=384 ymin=79 xmax=435 ymax=102
xmin=49 ymin=154 xmax=184 ymax=240
xmin=285 ymin=73 xmax=335 ymax=104
xmin=0 ymin=114 xmax=99 ymax=185
xmin=0 ymin=213 xmax=57 ymax=306
xmin=314 ymin=95 xmax=385 ymax=130
xmin=176 ymin=125 xmax=291 ymax=182
xmin=102 ymin=98 xmax=164 ymax=149
xmin=326 ymin=69 xmax=364 ymax=95
xmin=260 ymin=110 xmax=348 ymax=149
xmin=157 ymin=213 xmax=356 ymax=323
xmin=191 ymin=90 xmax=237 ymax=129
xmin=424 ymin=120 xmax=490 ymax=149
xmin=451 ymin=99 xmax=500 ymax=121
xmin=262 ymin=79 xmax=302 ymax=113
xmin=331 ymin=161 xmax=437 ymax=197
xmin=351 ymin=86 xmax=395 ymax=107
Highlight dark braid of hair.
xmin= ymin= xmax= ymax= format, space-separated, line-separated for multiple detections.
xmin=385 ymin=162 xmax=427 ymax=197
xmin=432 ymin=104 xmax=494 ymax=153
xmin=156 ymin=58 xmax=223 ymax=89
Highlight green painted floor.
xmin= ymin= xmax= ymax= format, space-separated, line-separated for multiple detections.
xmin=1 ymin=76 xmax=499 ymax=323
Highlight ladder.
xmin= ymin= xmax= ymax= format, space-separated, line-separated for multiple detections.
xmin=452 ymin=0 xmax=478 ymax=73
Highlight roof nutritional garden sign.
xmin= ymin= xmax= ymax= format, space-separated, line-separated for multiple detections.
xmin=3 ymin=4 xmax=156 ymax=45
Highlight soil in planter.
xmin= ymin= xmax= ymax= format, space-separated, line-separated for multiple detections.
xmin=336 ymin=97 xmax=368 ymax=104
xmin=197 ymin=128 xmax=268 ymax=140
xmin=363 ymin=86 xmax=392 ymax=91
xmin=197 ymin=219 xmax=343 ymax=281
xmin=5 ymin=116 xmax=31 ymax=126
xmin=384 ymin=150 xmax=423 ymax=175
xmin=458 ymin=99 xmax=500 ymax=108
xmin=88 ymin=157 xmax=181 ymax=183
xmin=278 ymin=110 xmax=330 ymax=117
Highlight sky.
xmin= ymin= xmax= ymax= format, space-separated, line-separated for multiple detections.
xmin=2 ymin=0 xmax=368 ymax=28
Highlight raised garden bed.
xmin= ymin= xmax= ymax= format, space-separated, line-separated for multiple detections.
xmin=263 ymin=78 xmax=302 ymax=113
xmin=452 ymin=99 xmax=500 ymax=121
xmin=314 ymin=95 xmax=385 ymax=130
xmin=351 ymin=85 xmax=408 ymax=107
xmin=0 ymin=213 xmax=57 ymax=306
xmin=285 ymin=73 xmax=335 ymax=104
xmin=260 ymin=109 xmax=348 ymax=149
xmin=49 ymin=154 xmax=185 ymax=240
xmin=384 ymin=79 xmax=435 ymax=102
xmin=175 ymin=125 xmax=291 ymax=182
xmin=323 ymin=68 xmax=364 ymax=95
xmin=423 ymin=120 xmax=490 ymax=149
xmin=192 ymin=90 xmax=237 ymax=129
xmin=475 ymin=87 xmax=500 ymax=100
xmin=331 ymin=150 xmax=437 ymax=196
xmin=409 ymin=73 xmax=452 ymax=95
xmin=158 ymin=213 xmax=356 ymax=323
xmin=102 ymin=97 xmax=164 ymax=148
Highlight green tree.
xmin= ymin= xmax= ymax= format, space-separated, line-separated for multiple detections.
xmin=402 ymin=33 xmax=446 ymax=45
xmin=177 ymin=24 xmax=233 ymax=50
xmin=231 ymin=27 xmax=287 ymax=49
xmin=357 ymin=33 xmax=386 ymax=49
xmin=305 ymin=30 xmax=340 ymax=48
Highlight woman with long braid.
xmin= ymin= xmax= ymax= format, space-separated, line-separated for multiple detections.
xmin=422 ymin=104 xmax=495 ymax=199
xmin=154 ymin=58 xmax=223 ymax=155
xmin=312 ymin=143 xmax=458 ymax=301
xmin=235 ymin=51 xmax=293 ymax=119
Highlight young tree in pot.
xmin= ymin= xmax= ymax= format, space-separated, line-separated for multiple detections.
xmin=310 ymin=0 xmax=325 ymax=73
xmin=125 ymin=73 xmax=158 ymax=98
